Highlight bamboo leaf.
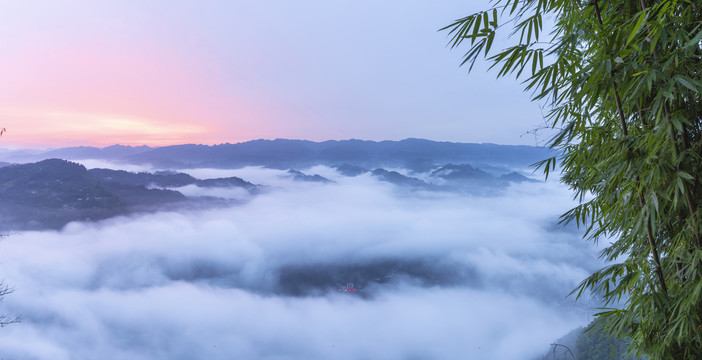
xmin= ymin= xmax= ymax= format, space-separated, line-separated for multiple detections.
xmin=676 ymin=76 xmax=699 ymax=94
xmin=485 ymin=30 xmax=495 ymax=55
xmin=627 ymin=11 xmax=647 ymax=46
xmin=684 ymin=26 xmax=702 ymax=49
xmin=678 ymin=171 xmax=694 ymax=181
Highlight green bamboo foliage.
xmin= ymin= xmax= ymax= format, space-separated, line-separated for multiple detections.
xmin=443 ymin=1 xmax=702 ymax=359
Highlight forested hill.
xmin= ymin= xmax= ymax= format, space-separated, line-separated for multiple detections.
xmin=534 ymin=320 xmax=645 ymax=360
xmin=88 ymin=168 xmax=256 ymax=190
xmin=0 ymin=159 xmax=256 ymax=231
xmin=1 ymin=139 xmax=554 ymax=169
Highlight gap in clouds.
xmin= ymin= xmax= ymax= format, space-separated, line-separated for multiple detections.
xmin=0 ymin=162 xmax=599 ymax=360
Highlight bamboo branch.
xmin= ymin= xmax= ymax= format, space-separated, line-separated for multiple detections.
xmin=592 ymin=1 xmax=629 ymax=135
xmin=639 ymin=192 xmax=668 ymax=294
xmin=593 ymin=0 xmax=668 ymax=293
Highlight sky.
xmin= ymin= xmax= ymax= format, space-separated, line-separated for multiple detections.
xmin=0 ymin=165 xmax=598 ymax=359
xmin=0 ymin=1 xmax=548 ymax=148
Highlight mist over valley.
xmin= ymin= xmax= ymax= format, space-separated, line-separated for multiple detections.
xmin=0 ymin=139 xmax=602 ymax=360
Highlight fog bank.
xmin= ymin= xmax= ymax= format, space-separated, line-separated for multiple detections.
xmin=0 ymin=166 xmax=598 ymax=360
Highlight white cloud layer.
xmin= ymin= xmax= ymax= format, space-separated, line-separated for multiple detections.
xmin=0 ymin=167 xmax=599 ymax=360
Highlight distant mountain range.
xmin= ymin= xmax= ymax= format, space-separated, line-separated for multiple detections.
xmin=330 ymin=162 xmax=538 ymax=190
xmin=0 ymin=157 xmax=538 ymax=231
xmin=0 ymin=139 xmax=552 ymax=230
xmin=0 ymin=138 xmax=555 ymax=170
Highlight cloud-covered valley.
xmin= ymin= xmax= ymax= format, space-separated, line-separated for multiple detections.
xmin=0 ymin=166 xmax=599 ymax=360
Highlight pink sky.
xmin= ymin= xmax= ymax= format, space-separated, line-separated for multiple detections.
xmin=0 ymin=41 xmax=263 ymax=147
xmin=0 ymin=3 xmax=270 ymax=147
xmin=0 ymin=1 xmax=546 ymax=149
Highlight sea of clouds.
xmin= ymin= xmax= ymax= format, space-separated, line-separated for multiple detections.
xmin=0 ymin=164 xmax=600 ymax=360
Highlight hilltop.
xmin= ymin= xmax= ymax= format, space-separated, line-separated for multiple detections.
xmin=0 ymin=159 xmax=257 ymax=231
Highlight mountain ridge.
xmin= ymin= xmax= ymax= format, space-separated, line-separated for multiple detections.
xmin=0 ymin=138 xmax=555 ymax=170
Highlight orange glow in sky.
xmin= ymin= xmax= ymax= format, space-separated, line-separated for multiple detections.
xmin=0 ymin=108 xmax=217 ymax=147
